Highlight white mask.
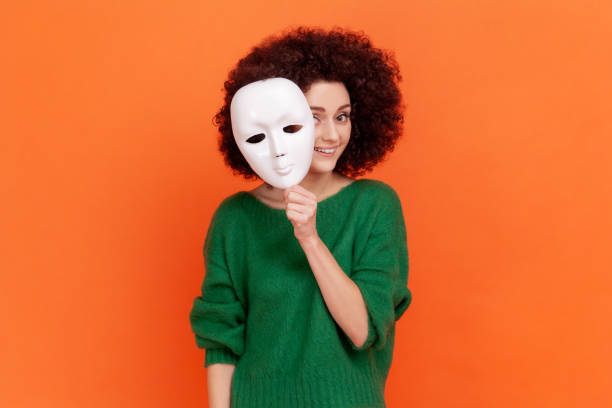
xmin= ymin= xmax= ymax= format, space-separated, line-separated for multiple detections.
xmin=230 ymin=78 xmax=314 ymax=189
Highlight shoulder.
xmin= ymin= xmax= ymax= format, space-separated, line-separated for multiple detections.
xmin=354 ymin=178 xmax=397 ymax=193
xmin=208 ymin=192 xmax=251 ymax=231
xmin=353 ymin=178 xmax=401 ymax=205
xmin=348 ymin=179 xmax=405 ymax=225
xmin=216 ymin=191 xmax=250 ymax=213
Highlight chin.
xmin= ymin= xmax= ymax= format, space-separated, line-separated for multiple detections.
xmin=309 ymin=161 xmax=338 ymax=175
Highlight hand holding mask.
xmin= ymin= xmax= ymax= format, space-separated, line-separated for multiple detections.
xmin=230 ymin=78 xmax=315 ymax=189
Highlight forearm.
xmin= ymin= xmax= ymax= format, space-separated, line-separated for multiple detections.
xmin=299 ymin=236 xmax=369 ymax=347
xmin=206 ymin=363 xmax=236 ymax=408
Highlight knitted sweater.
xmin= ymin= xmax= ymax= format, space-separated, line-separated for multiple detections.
xmin=189 ymin=179 xmax=412 ymax=408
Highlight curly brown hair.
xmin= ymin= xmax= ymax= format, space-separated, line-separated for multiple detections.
xmin=214 ymin=26 xmax=404 ymax=178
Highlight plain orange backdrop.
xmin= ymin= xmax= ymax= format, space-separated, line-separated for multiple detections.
xmin=2 ymin=1 xmax=611 ymax=407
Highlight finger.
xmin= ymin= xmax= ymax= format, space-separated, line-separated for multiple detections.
xmin=286 ymin=185 xmax=317 ymax=201
xmin=286 ymin=209 xmax=308 ymax=224
xmin=282 ymin=187 xmax=312 ymax=205
xmin=286 ymin=202 xmax=315 ymax=217
xmin=286 ymin=191 xmax=315 ymax=206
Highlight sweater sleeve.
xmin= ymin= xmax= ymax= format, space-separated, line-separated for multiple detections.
xmin=346 ymin=186 xmax=412 ymax=352
xmin=189 ymin=210 xmax=246 ymax=367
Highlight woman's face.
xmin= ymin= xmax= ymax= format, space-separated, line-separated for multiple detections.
xmin=304 ymin=81 xmax=351 ymax=175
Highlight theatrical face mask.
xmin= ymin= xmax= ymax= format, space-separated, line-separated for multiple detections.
xmin=230 ymin=78 xmax=315 ymax=189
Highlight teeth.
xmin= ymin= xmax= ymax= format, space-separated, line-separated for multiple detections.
xmin=315 ymin=147 xmax=336 ymax=154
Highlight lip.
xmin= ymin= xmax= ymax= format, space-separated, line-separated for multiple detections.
xmin=314 ymin=146 xmax=339 ymax=157
xmin=274 ymin=164 xmax=294 ymax=175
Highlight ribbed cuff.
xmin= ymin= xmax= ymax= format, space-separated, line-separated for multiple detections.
xmin=230 ymin=364 xmax=384 ymax=408
xmin=204 ymin=347 xmax=239 ymax=367
xmin=345 ymin=312 xmax=377 ymax=351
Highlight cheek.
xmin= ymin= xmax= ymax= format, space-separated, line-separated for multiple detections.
xmin=341 ymin=123 xmax=351 ymax=142
xmin=242 ymin=143 xmax=268 ymax=159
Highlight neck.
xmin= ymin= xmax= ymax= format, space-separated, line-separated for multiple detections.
xmin=298 ymin=171 xmax=336 ymax=199
xmin=261 ymin=172 xmax=336 ymax=201
xmin=256 ymin=171 xmax=341 ymax=203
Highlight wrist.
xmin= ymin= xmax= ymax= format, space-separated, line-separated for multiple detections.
xmin=298 ymin=234 xmax=321 ymax=250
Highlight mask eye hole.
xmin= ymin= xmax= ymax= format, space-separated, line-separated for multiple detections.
xmin=283 ymin=124 xmax=303 ymax=134
xmin=246 ymin=133 xmax=265 ymax=144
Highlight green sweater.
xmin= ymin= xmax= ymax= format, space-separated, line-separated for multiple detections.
xmin=190 ymin=179 xmax=412 ymax=408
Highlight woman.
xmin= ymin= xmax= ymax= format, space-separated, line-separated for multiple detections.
xmin=190 ymin=27 xmax=412 ymax=408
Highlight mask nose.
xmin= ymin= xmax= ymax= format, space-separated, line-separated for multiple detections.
xmin=268 ymin=130 xmax=287 ymax=158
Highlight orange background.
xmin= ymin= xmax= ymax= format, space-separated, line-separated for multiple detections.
xmin=2 ymin=1 xmax=611 ymax=407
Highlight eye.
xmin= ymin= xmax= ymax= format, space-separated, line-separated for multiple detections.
xmin=336 ymin=113 xmax=349 ymax=122
xmin=246 ymin=133 xmax=265 ymax=144
xmin=312 ymin=114 xmax=320 ymax=123
xmin=283 ymin=124 xmax=303 ymax=133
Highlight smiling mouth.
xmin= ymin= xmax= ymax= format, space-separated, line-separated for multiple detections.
xmin=314 ymin=146 xmax=338 ymax=156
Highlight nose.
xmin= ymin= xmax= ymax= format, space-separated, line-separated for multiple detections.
xmin=268 ymin=129 xmax=287 ymax=158
xmin=321 ymin=119 xmax=340 ymax=143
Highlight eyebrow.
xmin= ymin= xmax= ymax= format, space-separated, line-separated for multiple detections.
xmin=310 ymin=104 xmax=352 ymax=112
xmin=278 ymin=113 xmax=291 ymax=122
